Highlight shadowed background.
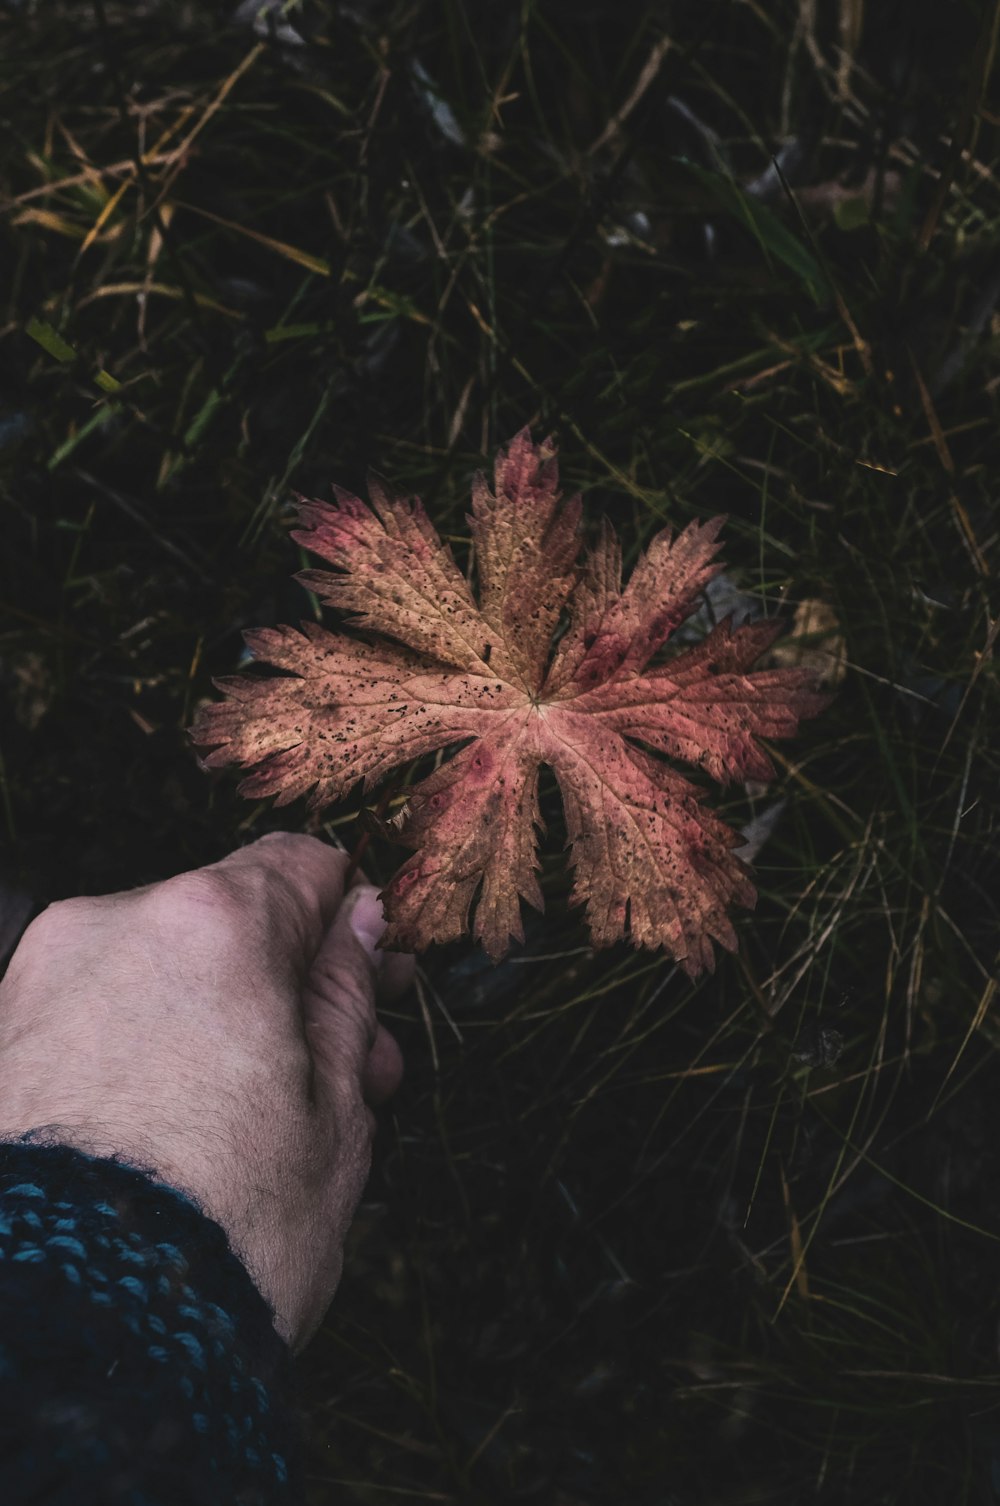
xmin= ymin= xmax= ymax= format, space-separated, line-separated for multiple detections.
xmin=2 ymin=1 xmax=1000 ymax=1501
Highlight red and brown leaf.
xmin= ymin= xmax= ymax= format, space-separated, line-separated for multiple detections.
xmin=190 ymin=429 xmax=830 ymax=976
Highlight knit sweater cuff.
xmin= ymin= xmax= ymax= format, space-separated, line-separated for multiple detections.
xmin=0 ymin=1131 xmax=305 ymax=1505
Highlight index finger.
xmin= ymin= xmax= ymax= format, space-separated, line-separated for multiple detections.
xmin=211 ymin=831 xmax=353 ymax=960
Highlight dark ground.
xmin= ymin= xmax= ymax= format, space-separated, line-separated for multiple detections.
xmin=2 ymin=1 xmax=1000 ymax=1501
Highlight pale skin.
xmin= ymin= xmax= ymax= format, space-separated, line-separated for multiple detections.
xmin=0 ymin=832 xmax=412 ymax=1355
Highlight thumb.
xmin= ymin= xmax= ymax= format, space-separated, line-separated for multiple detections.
xmin=302 ymin=884 xmax=386 ymax=1102
xmin=342 ymin=884 xmax=388 ymax=971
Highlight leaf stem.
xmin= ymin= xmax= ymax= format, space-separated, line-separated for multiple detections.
xmin=343 ymin=786 xmax=393 ymax=886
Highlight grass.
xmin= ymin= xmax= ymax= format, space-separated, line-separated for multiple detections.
xmin=2 ymin=1 xmax=1000 ymax=1501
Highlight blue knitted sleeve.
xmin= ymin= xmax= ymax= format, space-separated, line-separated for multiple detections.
xmin=0 ymin=1130 xmax=307 ymax=1504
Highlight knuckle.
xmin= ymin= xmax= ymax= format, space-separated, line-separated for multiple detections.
xmin=345 ymin=981 xmax=373 ymax=1043
xmin=147 ymin=871 xmax=251 ymax=951
xmin=158 ymin=867 xmax=244 ymax=915
xmin=147 ymin=865 xmax=310 ymax=993
xmin=310 ymin=952 xmax=377 ymax=1028
xmin=178 ymin=862 xmax=306 ymax=941
xmin=255 ymin=831 xmax=321 ymax=857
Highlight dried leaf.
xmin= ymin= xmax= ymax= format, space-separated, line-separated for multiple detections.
xmin=2 ymin=649 xmax=55 ymax=731
xmin=766 ymin=599 xmax=847 ymax=688
xmin=191 ymin=430 xmax=829 ymax=975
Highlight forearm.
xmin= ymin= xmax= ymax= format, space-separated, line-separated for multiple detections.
xmin=0 ymin=1132 xmax=305 ymax=1505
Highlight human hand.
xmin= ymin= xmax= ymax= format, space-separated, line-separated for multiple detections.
xmin=0 ymin=832 xmax=412 ymax=1354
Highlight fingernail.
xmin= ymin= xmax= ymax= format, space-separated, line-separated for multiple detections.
xmin=347 ymin=887 xmax=387 ymax=969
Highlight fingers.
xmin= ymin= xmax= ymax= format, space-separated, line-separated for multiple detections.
xmin=207 ymin=840 xmax=411 ymax=1120
xmin=301 ymin=884 xmax=405 ymax=1116
xmin=343 ymin=867 xmax=417 ymax=1004
xmin=209 ymin=836 xmax=416 ymax=994
xmin=208 ymin=832 xmax=350 ymax=961
xmin=363 ymin=1021 xmax=405 ymax=1105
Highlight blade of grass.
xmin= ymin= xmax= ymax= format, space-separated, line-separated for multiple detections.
xmin=677 ymin=160 xmax=827 ymax=306
xmin=171 ymin=198 xmax=332 ymax=277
